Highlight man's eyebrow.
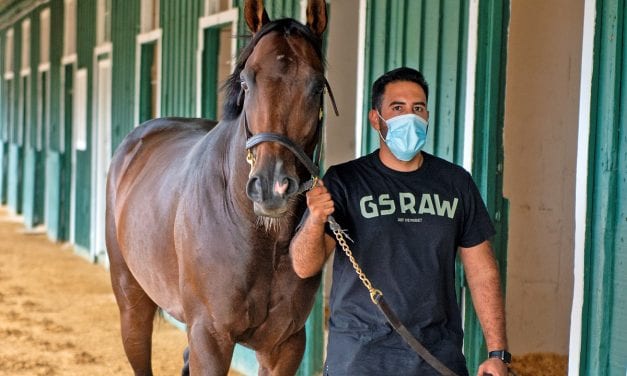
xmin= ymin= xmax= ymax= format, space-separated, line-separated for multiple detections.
xmin=388 ymin=100 xmax=406 ymax=106
xmin=387 ymin=100 xmax=427 ymax=106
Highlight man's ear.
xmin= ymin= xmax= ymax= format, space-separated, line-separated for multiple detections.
xmin=369 ymin=109 xmax=381 ymax=132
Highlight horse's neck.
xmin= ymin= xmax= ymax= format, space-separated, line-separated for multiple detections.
xmin=220 ymin=117 xmax=252 ymax=209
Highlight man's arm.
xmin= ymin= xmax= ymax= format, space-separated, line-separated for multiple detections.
xmin=459 ymin=240 xmax=509 ymax=376
xmin=290 ymin=181 xmax=336 ymax=279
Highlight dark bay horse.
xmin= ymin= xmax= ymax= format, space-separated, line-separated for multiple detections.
xmin=105 ymin=0 xmax=332 ymax=374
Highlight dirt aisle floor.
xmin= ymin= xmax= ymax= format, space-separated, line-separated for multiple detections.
xmin=0 ymin=206 xmax=238 ymax=375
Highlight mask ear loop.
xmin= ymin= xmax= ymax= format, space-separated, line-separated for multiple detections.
xmin=376 ymin=110 xmax=387 ymax=123
xmin=375 ymin=110 xmax=388 ymax=142
xmin=377 ymin=129 xmax=386 ymax=142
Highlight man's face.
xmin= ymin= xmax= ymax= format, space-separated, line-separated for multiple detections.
xmin=371 ymin=80 xmax=429 ymax=137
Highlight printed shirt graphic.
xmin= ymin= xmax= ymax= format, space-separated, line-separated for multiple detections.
xmin=323 ymin=151 xmax=495 ymax=376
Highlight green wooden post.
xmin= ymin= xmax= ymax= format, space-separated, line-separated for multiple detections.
xmin=8 ymin=143 xmax=23 ymax=213
xmin=580 ymin=0 xmax=627 ymax=375
xmin=466 ymin=0 xmax=510 ymax=374
xmin=0 ymin=29 xmax=5 ymax=204
xmin=139 ymin=42 xmax=157 ymax=124
xmin=32 ymin=13 xmax=46 ymax=228
xmin=21 ymin=10 xmax=45 ymax=229
xmin=34 ymin=70 xmax=48 ymax=227
xmin=111 ymin=0 xmax=140 ymax=147
xmin=59 ymin=63 xmax=74 ymax=241
xmin=23 ymin=147 xmax=36 ymax=227
xmin=72 ymin=0 xmax=97 ymax=251
xmin=43 ymin=0 xmax=66 ymax=241
xmin=0 ymin=142 xmax=6 ymax=204
xmin=201 ymin=27 xmax=220 ymax=120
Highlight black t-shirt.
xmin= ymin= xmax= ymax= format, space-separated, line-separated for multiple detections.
xmin=322 ymin=151 xmax=495 ymax=376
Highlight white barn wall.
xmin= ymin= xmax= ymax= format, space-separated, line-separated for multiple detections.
xmin=503 ymin=0 xmax=584 ymax=354
xmin=324 ymin=0 xmax=360 ymax=167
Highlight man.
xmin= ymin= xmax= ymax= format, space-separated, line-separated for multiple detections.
xmin=290 ymin=67 xmax=509 ymax=375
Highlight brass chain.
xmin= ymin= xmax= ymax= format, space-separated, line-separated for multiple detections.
xmin=310 ymin=177 xmax=382 ymax=304
xmin=331 ymin=223 xmax=383 ymax=305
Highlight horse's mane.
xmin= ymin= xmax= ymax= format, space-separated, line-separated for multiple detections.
xmin=222 ymin=18 xmax=325 ymax=121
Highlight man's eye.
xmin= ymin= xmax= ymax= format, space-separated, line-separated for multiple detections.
xmin=392 ymin=106 xmax=402 ymax=111
xmin=414 ymin=106 xmax=425 ymax=112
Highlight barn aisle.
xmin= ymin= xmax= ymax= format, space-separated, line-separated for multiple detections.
xmin=0 ymin=206 xmax=216 ymax=375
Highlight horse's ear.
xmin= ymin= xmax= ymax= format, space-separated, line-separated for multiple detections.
xmin=306 ymin=0 xmax=328 ymax=37
xmin=244 ymin=0 xmax=270 ymax=33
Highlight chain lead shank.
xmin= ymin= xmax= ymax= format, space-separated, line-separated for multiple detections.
xmin=328 ymin=216 xmax=382 ymax=304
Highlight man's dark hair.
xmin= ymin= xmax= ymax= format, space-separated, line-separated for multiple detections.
xmin=371 ymin=67 xmax=429 ymax=111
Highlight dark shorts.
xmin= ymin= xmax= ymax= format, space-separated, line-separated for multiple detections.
xmin=324 ymin=327 xmax=468 ymax=376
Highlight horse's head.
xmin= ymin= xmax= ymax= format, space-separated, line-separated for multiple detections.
xmin=228 ymin=0 xmax=331 ymax=218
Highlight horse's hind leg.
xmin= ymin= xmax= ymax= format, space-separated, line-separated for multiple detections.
xmin=256 ymin=328 xmax=306 ymax=376
xmin=107 ymin=236 xmax=158 ymax=375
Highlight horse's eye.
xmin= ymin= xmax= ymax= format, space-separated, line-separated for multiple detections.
xmin=240 ymin=80 xmax=249 ymax=91
xmin=311 ymin=83 xmax=324 ymax=96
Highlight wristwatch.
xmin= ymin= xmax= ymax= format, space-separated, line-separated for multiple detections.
xmin=488 ymin=350 xmax=512 ymax=365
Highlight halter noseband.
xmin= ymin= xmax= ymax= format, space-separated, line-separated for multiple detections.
xmin=243 ymin=78 xmax=338 ymax=193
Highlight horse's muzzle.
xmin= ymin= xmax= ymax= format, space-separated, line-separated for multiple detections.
xmin=246 ymin=173 xmax=299 ymax=217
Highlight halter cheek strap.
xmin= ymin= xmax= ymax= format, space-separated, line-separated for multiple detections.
xmin=245 ymin=123 xmax=320 ymax=177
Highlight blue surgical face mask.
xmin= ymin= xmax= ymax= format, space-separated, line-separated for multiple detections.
xmin=377 ymin=112 xmax=429 ymax=161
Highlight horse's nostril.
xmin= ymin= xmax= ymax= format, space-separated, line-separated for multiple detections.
xmin=283 ymin=176 xmax=299 ymax=196
xmin=246 ymin=176 xmax=263 ymax=202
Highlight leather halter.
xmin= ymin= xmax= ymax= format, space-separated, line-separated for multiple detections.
xmin=242 ymin=78 xmax=339 ymax=191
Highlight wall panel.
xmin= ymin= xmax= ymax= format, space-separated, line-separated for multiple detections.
xmin=360 ymin=0 xmax=467 ymax=165
xmin=111 ymin=0 xmax=139 ymax=149
xmin=160 ymin=0 xmax=201 ymax=117
xmin=73 ymin=0 xmax=97 ymax=250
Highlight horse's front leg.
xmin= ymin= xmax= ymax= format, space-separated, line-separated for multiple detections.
xmin=187 ymin=320 xmax=235 ymax=376
xmin=256 ymin=328 xmax=306 ymax=376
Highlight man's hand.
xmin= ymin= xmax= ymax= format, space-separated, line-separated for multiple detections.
xmin=306 ymin=180 xmax=334 ymax=226
xmin=290 ymin=180 xmax=336 ymax=279
xmin=477 ymin=357 xmax=508 ymax=376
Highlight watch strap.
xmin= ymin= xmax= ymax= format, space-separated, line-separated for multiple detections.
xmin=488 ymin=350 xmax=512 ymax=364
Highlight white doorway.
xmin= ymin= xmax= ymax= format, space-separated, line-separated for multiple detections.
xmin=92 ymin=58 xmax=112 ymax=265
